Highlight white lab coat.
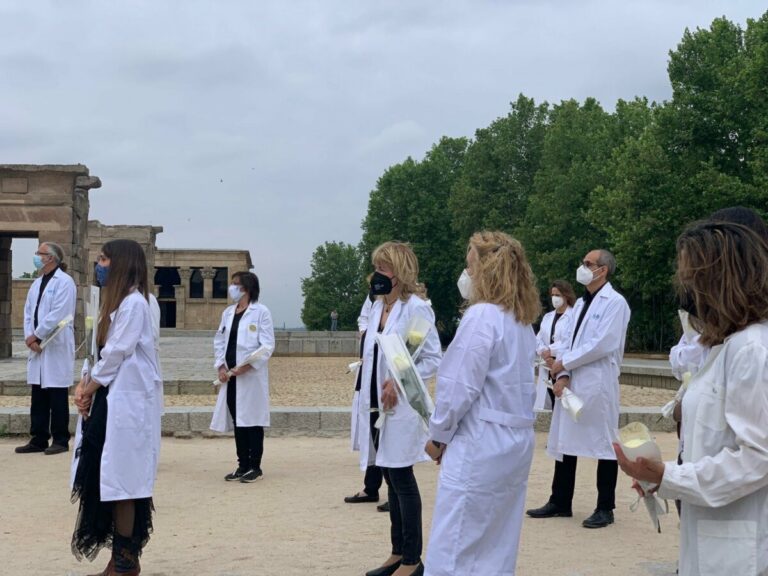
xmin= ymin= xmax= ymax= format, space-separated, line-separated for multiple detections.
xmin=425 ymin=304 xmax=536 ymax=576
xmin=669 ymin=332 xmax=708 ymax=381
xmin=357 ymin=297 xmax=374 ymax=333
xmin=534 ymin=307 xmax=574 ymax=411
xmin=353 ymin=295 xmax=441 ymax=470
xmin=658 ymin=321 xmax=768 ymax=576
xmin=24 ymin=268 xmax=76 ymax=388
xmin=71 ymin=290 xmax=163 ymax=501
xmin=210 ymin=302 xmax=275 ymax=431
xmin=546 ymin=282 xmax=630 ymax=461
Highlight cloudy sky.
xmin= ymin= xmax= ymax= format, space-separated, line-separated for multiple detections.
xmin=2 ymin=0 xmax=763 ymax=327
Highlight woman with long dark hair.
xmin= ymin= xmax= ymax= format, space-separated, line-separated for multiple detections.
xmin=71 ymin=239 xmax=162 ymax=576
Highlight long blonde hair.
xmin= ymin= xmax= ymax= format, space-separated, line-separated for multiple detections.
xmin=466 ymin=231 xmax=541 ymax=324
xmin=371 ymin=241 xmax=428 ymax=301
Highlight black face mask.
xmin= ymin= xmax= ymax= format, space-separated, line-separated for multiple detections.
xmin=370 ymin=271 xmax=393 ymax=296
xmin=678 ymin=289 xmax=698 ymax=318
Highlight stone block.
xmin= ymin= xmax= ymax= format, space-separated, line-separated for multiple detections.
xmin=268 ymin=411 xmax=290 ymax=430
xmin=163 ymin=381 xmax=179 ymax=396
xmin=302 ymin=340 xmax=317 ymax=354
xmin=329 ymin=339 xmax=343 ymax=354
xmin=174 ymin=431 xmax=194 ymax=439
xmin=3 ymin=383 xmax=29 ymax=396
xmin=9 ymin=412 xmax=30 ymax=434
xmin=340 ymin=339 xmax=357 ymax=355
xmin=288 ymin=339 xmax=303 ymax=355
xmin=315 ymin=339 xmax=329 ymax=354
xmin=287 ymin=410 xmax=321 ymax=431
xmin=179 ymin=381 xmax=216 ymax=395
xmin=161 ymin=412 xmax=189 ymax=435
xmin=189 ymin=410 xmax=214 ymax=432
xmin=320 ymin=410 xmax=350 ymax=431
xmin=0 ymin=412 xmax=10 ymax=433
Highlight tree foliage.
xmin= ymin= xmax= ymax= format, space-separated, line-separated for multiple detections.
xmin=300 ymin=242 xmax=366 ymax=331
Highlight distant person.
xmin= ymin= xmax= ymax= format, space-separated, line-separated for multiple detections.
xmin=211 ymin=271 xmax=275 ymax=483
xmin=330 ymin=309 xmax=339 ymax=331
xmin=615 ymin=220 xmax=768 ymax=575
xmin=15 ymin=242 xmax=76 ymax=455
xmin=534 ymin=280 xmax=576 ymax=411
xmin=356 ymin=242 xmax=442 ymax=576
xmin=70 ymin=239 xmax=163 ymax=575
xmin=527 ymin=249 xmax=630 ymax=529
xmin=424 ymin=231 xmax=541 ymax=575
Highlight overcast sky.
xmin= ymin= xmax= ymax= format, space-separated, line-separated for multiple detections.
xmin=2 ymin=1 xmax=764 ymax=327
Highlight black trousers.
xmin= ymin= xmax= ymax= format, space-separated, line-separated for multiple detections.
xmin=382 ymin=466 xmax=422 ymax=566
xmin=549 ymin=454 xmax=618 ymax=512
xmin=226 ymin=376 xmax=264 ymax=471
xmin=30 ymin=385 xmax=71 ymax=447
xmin=363 ymin=411 xmax=383 ymax=497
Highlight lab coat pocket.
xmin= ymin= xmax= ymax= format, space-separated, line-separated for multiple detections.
xmin=694 ymin=386 xmax=727 ymax=432
xmin=112 ymin=391 xmax=146 ymax=430
xmin=440 ymin=433 xmax=471 ymax=489
xmin=697 ymin=519 xmax=757 ymax=575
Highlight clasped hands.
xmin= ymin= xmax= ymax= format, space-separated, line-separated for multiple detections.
xmin=25 ymin=334 xmax=42 ymax=354
xmin=74 ymin=377 xmax=95 ymax=418
xmin=217 ymin=364 xmax=253 ymax=383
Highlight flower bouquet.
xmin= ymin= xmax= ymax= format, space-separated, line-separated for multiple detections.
xmin=617 ymin=422 xmax=668 ymax=533
xmin=38 ymin=314 xmax=74 ymax=350
xmin=375 ymin=332 xmax=434 ymax=432
xmin=212 ymin=344 xmax=272 ymax=386
xmin=403 ymin=314 xmax=432 ymax=362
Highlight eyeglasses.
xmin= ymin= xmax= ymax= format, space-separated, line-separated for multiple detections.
xmin=35 ymin=252 xmax=51 ymax=257
xmin=582 ymin=260 xmax=602 ymax=270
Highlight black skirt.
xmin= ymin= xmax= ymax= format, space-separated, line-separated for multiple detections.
xmin=71 ymin=386 xmax=154 ymax=561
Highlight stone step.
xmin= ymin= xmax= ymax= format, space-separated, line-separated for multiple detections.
xmin=0 ymin=405 xmax=676 ymax=438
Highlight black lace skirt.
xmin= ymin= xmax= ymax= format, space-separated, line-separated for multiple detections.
xmin=70 ymin=386 xmax=154 ymax=561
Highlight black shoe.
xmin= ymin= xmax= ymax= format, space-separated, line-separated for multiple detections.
xmin=526 ymin=502 xmax=573 ymax=518
xmin=582 ymin=508 xmax=614 ymax=528
xmin=377 ymin=501 xmax=390 ymax=513
xmin=15 ymin=442 xmax=46 ymax=454
xmin=224 ymin=467 xmax=248 ymax=481
xmin=44 ymin=444 xmax=68 ymax=455
xmin=345 ymin=491 xmax=379 ymax=503
xmin=365 ymin=560 xmax=401 ymax=576
xmin=240 ymin=468 xmax=263 ymax=483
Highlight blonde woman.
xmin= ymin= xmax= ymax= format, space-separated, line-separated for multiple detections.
xmin=424 ymin=231 xmax=541 ymax=576
xmin=356 ymin=242 xmax=442 ymax=576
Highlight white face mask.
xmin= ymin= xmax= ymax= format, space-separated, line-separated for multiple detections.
xmin=576 ymin=264 xmax=596 ymax=286
xmin=551 ymin=295 xmax=564 ymax=309
xmin=457 ymin=269 xmax=473 ymax=300
xmin=228 ymin=284 xmax=244 ymax=302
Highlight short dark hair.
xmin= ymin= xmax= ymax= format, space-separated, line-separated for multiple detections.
xmin=550 ymin=279 xmax=576 ymax=307
xmin=232 ymin=271 xmax=260 ymax=303
xmin=709 ymin=206 xmax=768 ymax=241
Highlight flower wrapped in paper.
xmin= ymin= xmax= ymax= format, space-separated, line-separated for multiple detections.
xmin=376 ymin=333 xmax=435 ymax=431
xmin=617 ymin=422 xmax=669 ymax=533
xmin=403 ymin=314 xmax=432 ymax=362
xmin=212 ymin=345 xmax=272 ymax=385
xmin=38 ymin=314 xmax=74 ymax=350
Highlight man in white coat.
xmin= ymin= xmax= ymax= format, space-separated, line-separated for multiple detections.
xmin=527 ymin=249 xmax=630 ymax=528
xmin=16 ymin=242 xmax=76 ymax=455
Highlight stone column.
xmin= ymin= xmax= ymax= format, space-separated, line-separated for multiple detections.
xmin=0 ymin=237 xmax=11 ymax=358
xmin=202 ymin=267 xmax=216 ymax=299
xmin=175 ymin=268 xmax=191 ymax=330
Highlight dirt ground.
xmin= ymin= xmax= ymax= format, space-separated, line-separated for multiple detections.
xmin=0 ymin=357 xmax=677 ymax=409
xmin=0 ymin=433 xmax=681 ymax=576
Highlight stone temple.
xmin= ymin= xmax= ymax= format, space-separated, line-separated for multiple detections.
xmin=0 ymin=164 xmax=251 ymax=358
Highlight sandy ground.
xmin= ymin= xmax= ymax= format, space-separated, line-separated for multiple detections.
xmin=0 ymin=433 xmax=681 ymax=576
xmin=0 ymin=357 xmax=677 ymax=408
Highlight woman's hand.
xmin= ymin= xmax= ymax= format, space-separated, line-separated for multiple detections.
xmin=230 ymin=364 xmax=253 ymax=377
xmin=217 ymin=366 xmax=231 ymax=383
xmin=381 ymin=379 xmax=399 ymax=410
xmin=74 ymin=379 xmax=93 ymax=417
xmin=541 ymin=348 xmax=552 ymax=361
xmin=425 ymin=440 xmax=445 ymax=464
xmin=613 ymin=443 xmax=665 ymax=486
xmin=553 ymin=376 xmax=569 ymax=398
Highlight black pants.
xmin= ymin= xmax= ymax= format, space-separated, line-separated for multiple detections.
xmin=549 ymin=454 xmax=618 ymax=512
xmin=382 ymin=466 xmax=422 ymax=565
xmin=226 ymin=376 xmax=264 ymax=471
xmin=364 ymin=411 xmax=383 ymax=497
xmin=30 ymin=384 xmax=70 ymax=447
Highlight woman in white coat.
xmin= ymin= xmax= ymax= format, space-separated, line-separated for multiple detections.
xmin=71 ymin=239 xmax=162 ymax=576
xmin=615 ymin=221 xmax=768 ymax=576
xmin=16 ymin=242 xmax=77 ymax=455
xmin=534 ymin=280 xmax=576 ymax=411
xmin=357 ymin=242 xmax=441 ymax=576
xmin=211 ymin=271 xmax=274 ymax=483
xmin=424 ymin=231 xmax=541 ymax=576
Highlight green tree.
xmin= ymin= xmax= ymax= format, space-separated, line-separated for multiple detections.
xmin=300 ymin=242 xmax=366 ymax=331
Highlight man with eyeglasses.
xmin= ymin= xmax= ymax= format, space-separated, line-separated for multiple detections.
xmin=15 ymin=242 xmax=77 ymax=455
xmin=527 ymin=249 xmax=631 ymax=529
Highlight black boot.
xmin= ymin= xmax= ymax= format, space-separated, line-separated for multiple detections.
xmin=112 ymin=534 xmax=141 ymax=575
